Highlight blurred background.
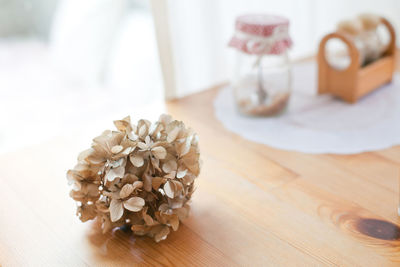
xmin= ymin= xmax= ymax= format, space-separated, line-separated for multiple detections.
xmin=0 ymin=0 xmax=399 ymax=154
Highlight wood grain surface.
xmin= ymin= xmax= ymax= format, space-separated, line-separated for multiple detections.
xmin=0 ymin=83 xmax=399 ymax=266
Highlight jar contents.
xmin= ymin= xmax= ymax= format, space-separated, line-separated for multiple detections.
xmin=229 ymin=14 xmax=292 ymax=117
xmin=336 ymin=14 xmax=384 ymax=66
xmin=358 ymin=14 xmax=384 ymax=63
xmin=238 ymin=93 xmax=290 ymax=116
xmin=234 ymin=61 xmax=291 ymax=116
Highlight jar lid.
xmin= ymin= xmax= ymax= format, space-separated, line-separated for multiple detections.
xmin=229 ymin=14 xmax=292 ymax=55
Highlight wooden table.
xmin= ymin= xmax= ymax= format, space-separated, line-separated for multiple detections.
xmin=1 ymin=85 xmax=400 ymax=266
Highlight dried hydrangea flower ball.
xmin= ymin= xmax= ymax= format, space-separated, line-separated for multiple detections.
xmin=67 ymin=114 xmax=200 ymax=242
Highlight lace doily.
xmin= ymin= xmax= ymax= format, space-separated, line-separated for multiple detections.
xmin=214 ymin=62 xmax=400 ymax=154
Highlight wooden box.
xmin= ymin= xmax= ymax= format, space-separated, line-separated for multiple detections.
xmin=318 ymin=17 xmax=396 ymax=103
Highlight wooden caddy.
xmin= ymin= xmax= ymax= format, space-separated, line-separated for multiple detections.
xmin=318 ymin=17 xmax=396 ymax=103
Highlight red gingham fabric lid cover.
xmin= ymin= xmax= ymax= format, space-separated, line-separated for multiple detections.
xmin=229 ymin=14 xmax=292 ymax=55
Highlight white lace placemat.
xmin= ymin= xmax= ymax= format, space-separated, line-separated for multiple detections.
xmin=214 ymin=62 xmax=400 ymax=154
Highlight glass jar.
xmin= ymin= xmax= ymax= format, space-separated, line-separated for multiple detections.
xmin=358 ymin=14 xmax=384 ymax=64
xmin=336 ymin=15 xmax=384 ymax=66
xmin=229 ymin=14 xmax=292 ymax=117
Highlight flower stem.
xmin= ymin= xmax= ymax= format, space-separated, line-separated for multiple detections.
xmin=256 ymin=56 xmax=267 ymax=104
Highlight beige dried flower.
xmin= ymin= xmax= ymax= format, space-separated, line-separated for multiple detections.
xmin=67 ymin=114 xmax=200 ymax=242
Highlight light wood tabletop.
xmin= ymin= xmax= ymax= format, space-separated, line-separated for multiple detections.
xmin=1 ymin=80 xmax=400 ymax=266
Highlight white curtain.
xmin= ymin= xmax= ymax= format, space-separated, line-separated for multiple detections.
xmin=151 ymin=0 xmax=400 ymax=99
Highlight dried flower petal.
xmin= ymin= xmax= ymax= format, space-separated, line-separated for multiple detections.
xmin=131 ymin=224 xmax=148 ymax=232
xmin=138 ymin=125 xmax=147 ymax=138
xmin=172 ymin=180 xmax=183 ymax=194
xmin=109 ymin=199 xmax=124 ymax=222
xmin=124 ymin=173 xmax=139 ymax=183
xmin=159 ymin=203 xmax=169 ymax=212
xmin=111 ymin=145 xmax=123 ymax=154
xmin=78 ymin=204 xmax=97 ymax=222
xmin=137 ymin=142 xmax=148 ymax=150
xmin=132 ymin=181 xmax=143 ymax=190
xmin=120 ymin=184 xmax=134 ymax=198
xmin=152 ymin=146 xmax=167 ymax=159
xmin=121 ymin=146 xmax=134 ymax=156
xmin=167 ymin=127 xmax=180 ymax=143
xmin=164 ymin=172 xmax=176 ymax=179
xmin=130 ymin=154 xmax=144 ymax=167
xmin=113 ymin=116 xmax=131 ymax=132
xmin=151 ymin=157 xmax=162 ymax=172
xmin=123 ymin=197 xmax=145 ymax=212
xmin=105 ymin=165 xmax=125 ymax=181
xmin=143 ymin=213 xmax=155 ymax=225
xmin=169 ymin=214 xmax=179 ymax=231
xmin=143 ymin=172 xmax=153 ymax=192
xmin=176 ymin=136 xmax=192 ymax=157
xmin=164 ymin=181 xmax=175 ymax=198
xmin=162 ymin=160 xmax=177 ymax=174
xmin=155 ymin=226 xmax=170 ymax=243
xmin=176 ymin=168 xmax=187 ymax=179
